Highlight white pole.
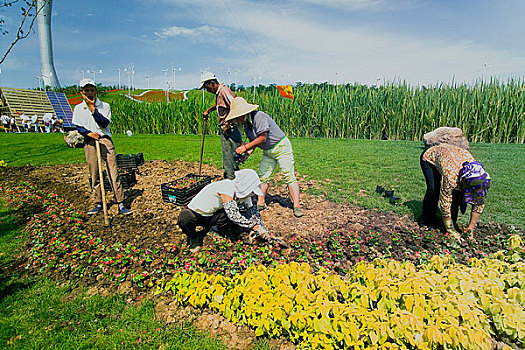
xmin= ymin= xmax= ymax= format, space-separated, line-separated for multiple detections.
xmin=117 ymin=69 xmax=121 ymax=89
xmin=131 ymin=66 xmax=135 ymax=91
xmin=162 ymin=69 xmax=169 ymax=102
xmin=127 ymin=68 xmax=131 ymax=97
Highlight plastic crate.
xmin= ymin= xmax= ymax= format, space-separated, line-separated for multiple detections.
xmin=89 ymin=169 xmax=137 ymax=192
xmin=116 ymin=152 xmax=144 ymax=169
xmin=119 ymin=169 xmax=137 ymax=190
xmin=161 ymin=173 xmax=213 ymax=206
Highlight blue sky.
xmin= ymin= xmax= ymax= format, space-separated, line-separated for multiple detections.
xmin=0 ymin=0 xmax=524 ymax=90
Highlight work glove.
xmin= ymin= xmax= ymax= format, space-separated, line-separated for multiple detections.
xmin=247 ymin=225 xmax=270 ymax=244
xmin=220 ymin=123 xmax=233 ymax=134
xmin=246 ymin=226 xmax=288 ymax=248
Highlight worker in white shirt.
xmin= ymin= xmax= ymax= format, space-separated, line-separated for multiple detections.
xmin=20 ymin=114 xmax=30 ymax=132
xmin=72 ymin=78 xmax=132 ymax=216
xmin=42 ymin=113 xmax=53 ymax=133
xmin=31 ymin=114 xmax=39 ymax=132
xmin=9 ymin=116 xmax=17 ymax=132
xmin=1 ymin=114 xmax=9 ymax=132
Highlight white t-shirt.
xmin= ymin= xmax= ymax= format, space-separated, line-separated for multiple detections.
xmin=72 ymin=98 xmax=112 ymax=137
xmin=42 ymin=113 xmax=53 ymax=124
xmin=31 ymin=115 xmax=38 ymax=123
xmin=1 ymin=115 xmax=9 ymax=124
xmin=20 ymin=114 xmax=30 ymax=124
xmin=188 ymin=180 xmax=252 ymax=217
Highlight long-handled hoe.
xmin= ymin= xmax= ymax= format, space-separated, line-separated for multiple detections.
xmin=95 ymin=140 xmax=110 ymax=227
xmin=198 ymin=119 xmax=207 ymax=175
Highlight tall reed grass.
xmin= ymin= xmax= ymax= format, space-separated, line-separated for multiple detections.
xmin=110 ymin=79 xmax=524 ymax=143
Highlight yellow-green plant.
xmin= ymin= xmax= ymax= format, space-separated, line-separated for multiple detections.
xmin=162 ymin=240 xmax=525 ymax=349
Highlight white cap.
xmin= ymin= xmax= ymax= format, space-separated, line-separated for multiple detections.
xmin=198 ymin=72 xmax=217 ymax=89
xmin=79 ymin=78 xmax=96 ymax=88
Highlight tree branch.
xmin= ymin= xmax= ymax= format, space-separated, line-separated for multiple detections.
xmin=0 ymin=0 xmax=48 ymax=65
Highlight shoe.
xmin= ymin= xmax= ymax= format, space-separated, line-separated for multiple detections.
xmin=189 ymin=246 xmax=202 ymax=254
xmin=293 ymin=207 xmax=304 ymax=218
xmin=118 ymin=207 xmax=133 ymax=215
xmin=187 ymin=235 xmax=203 ymax=252
xmin=87 ymin=204 xmax=102 ymax=215
xmin=389 ymin=196 xmax=401 ymax=205
xmin=257 ymin=204 xmax=267 ymax=211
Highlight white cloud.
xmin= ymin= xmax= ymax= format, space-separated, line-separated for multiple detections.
xmin=154 ymin=25 xmax=220 ymax=42
xmin=294 ymin=0 xmax=416 ymax=11
xmin=167 ymin=0 xmax=522 ymax=86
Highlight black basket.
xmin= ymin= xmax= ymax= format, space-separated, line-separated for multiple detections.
xmin=89 ymin=169 xmax=137 ymax=192
xmin=119 ymin=169 xmax=137 ymax=190
xmin=116 ymin=153 xmax=144 ymax=169
xmin=161 ymin=173 xmax=213 ymax=206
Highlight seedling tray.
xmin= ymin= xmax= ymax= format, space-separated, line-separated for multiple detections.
xmin=89 ymin=169 xmax=137 ymax=192
xmin=116 ymin=152 xmax=144 ymax=169
xmin=161 ymin=173 xmax=213 ymax=206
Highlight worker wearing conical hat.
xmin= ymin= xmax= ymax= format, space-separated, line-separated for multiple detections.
xmin=225 ymin=97 xmax=303 ymax=218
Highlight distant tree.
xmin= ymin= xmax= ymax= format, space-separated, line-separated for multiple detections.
xmin=0 ymin=0 xmax=49 ymax=64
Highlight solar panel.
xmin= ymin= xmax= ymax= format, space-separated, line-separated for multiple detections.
xmin=46 ymin=91 xmax=74 ymax=128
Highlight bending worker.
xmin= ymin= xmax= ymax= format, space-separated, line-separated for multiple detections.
xmin=225 ymin=97 xmax=303 ymax=218
xmin=72 ymin=78 xmax=132 ymax=216
xmin=420 ymin=143 xmax=490 ymax=239
xmin=177 ymin=169 xmax=273 ymax=253
xmin=198 ymin=72 xmax=242 ymax=180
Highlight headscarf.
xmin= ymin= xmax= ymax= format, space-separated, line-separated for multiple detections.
xmin=233 ymin=169 xmax=263 ymax=198
xmin=458 ymin=161 xmax=491 ymax=205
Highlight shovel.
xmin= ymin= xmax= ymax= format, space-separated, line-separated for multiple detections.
xmin=198 ymin=119 xmax=207 ymax=175
xmin=95 ymin=139 xmax=110 ymax=227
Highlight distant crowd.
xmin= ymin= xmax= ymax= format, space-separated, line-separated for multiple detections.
xmin=1 ymin=113 xmax=64 ymax=133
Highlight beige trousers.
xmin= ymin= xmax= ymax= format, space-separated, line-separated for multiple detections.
xmin=84 ymin=137 xmax=124 ymax=203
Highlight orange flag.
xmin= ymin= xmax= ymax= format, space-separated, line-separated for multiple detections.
xmin=276 ymin=85 xmax=294 ymax=99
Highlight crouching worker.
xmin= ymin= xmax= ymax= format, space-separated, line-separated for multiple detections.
xmin=177 ymin=169 xmax=277 ymax=253
xmin=420 ymin=143 xmax=490 ymax=240
xmin=72 ymin=79 xmax=132 ymax=216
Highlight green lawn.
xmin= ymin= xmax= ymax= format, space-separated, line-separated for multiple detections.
xmin=0 ymin=133 xmax=523 ymax=228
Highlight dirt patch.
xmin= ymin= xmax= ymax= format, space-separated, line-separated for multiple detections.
xmin=1 ymin=160 xmax=520 ymax=278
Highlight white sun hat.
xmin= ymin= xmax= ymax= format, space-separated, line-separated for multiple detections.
xmin=79 ymin=78 xmax=96 ymax=88
xmin=224 ymin=97 xmax=259 ymax=123
xmin=234 ymin=169 xmax=263 ymax=198
xmin=198 ymin=72 xmax=217 ymax=89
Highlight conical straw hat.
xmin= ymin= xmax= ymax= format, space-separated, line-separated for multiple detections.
xmin=224 ymin=97 xmax=259 ymax=122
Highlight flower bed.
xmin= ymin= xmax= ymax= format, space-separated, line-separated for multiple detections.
xmin=1 ymin=181 xmax=524 ymax=349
